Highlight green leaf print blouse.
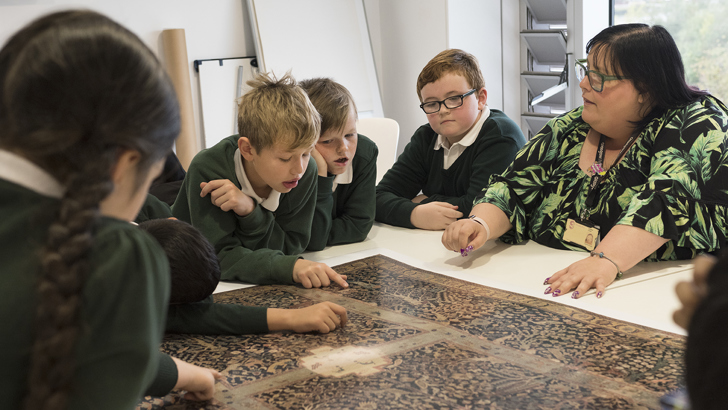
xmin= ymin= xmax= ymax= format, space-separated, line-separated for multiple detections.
xmin=476 ymin=95 xmax=728 ymax=261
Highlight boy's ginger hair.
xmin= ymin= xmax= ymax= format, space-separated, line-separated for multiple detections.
xmin=300 ymin=77 xmax=358 ymax=136
xmin=238 ymin=72 xmax=320 ymax=152
xmin=416 ymin=49 xmax=485 ymax=101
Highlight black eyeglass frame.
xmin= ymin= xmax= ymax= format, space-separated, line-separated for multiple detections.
xmin=419 ymin=89 xmax=477 ymax=114
xmin=575 ymin=59 xmax=629 ymax=92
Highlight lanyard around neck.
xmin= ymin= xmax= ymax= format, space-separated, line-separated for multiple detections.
xmin=580 ymin=132 xmax=638 ymax=220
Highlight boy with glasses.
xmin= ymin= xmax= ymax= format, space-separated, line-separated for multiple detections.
xmin=376 ymin=49 xmax=525 ymax=230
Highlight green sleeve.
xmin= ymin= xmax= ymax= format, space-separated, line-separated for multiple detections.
xmin=171 ymin=140 xmax=302 ymax=284
xmin=166 ymin=298 xmax=269 ymax=335
xmin=420 ymin=115 xmax=524 ymax=216
xmin=309 ymin=135 xmax=378 ymax=249
xmin=375 ymin=126 xmax=432 ymax=228
xmin=135 ymin=193 xmax=173 ymax=223
xmin=308 ymin=175 xmax=336 ymax=251
xmin=144 ymin=353 xmax=178 ymax=397
xmin=327 ymin=136 xmax=377 ymax=245
xmin=231 ymin=155 xmax=318 ymax=255
xmin=71 ymin=221 xmax=174 ymax=407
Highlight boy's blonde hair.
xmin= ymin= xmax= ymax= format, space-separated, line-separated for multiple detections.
xmin=237 ymin=72 xmax=320 ymax=152
xmin=300 ymin=77 xmax=358 ymax=136
xmin=416 ymin=49 xmax=485 ymax=101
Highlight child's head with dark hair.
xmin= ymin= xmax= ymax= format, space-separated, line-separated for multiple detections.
xmin=139 ymin=219 xmax=221 ymax=304
xmin=686 ymin=263 xmax=728 ymax=409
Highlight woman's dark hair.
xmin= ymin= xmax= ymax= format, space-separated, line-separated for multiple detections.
xmin=139 ymin=219 xmax=221 ymax=305
xmin=586 ymin=24 xmax=708 ymax=128
xmin=0 ymin=10 xmax=180 ymax=410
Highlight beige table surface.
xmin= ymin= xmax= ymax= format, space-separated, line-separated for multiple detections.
xmin=215 ymin=222 xmax=692 ymax=335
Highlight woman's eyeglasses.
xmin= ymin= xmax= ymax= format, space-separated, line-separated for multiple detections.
xmin=575 ymin=59 xmax=629 ymax=92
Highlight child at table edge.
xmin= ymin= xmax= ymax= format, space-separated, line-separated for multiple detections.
xmin=171 ymin=72 xmax=347 ymax=289
xmin=375 ymin=48 xmax=525 ymax=230
xmin=301 ymin=77 xmax=378 ymax=251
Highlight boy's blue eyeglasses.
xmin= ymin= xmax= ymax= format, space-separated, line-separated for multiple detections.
xmin=575 ymin=59 xmax=629 ymax=92
xmin=420 ymin=89 xmax=476 ymax=114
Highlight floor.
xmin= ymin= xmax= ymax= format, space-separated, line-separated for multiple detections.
xmin=137 ymin=254 xmax=685 ymax=409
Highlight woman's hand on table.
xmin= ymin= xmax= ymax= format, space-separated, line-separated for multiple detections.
xmin=544 ymin=255 xmax=620 ymax=299
xmin=441 ymin=218 xmax=487 ymax=254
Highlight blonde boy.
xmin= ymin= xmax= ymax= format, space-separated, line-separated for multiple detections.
xmin=172 ymin=73 xmax=347 ymax=288
xmin=376 ymin=49 xmax=526 ymax=230
xmin=301 ymin=78 xmax=378 ymax=251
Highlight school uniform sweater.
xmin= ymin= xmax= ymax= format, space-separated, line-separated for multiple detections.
xmin=166 ymin=296 xmax=268 ymax=335
xmin=0 ymin=178 xmax=176 ymax=409
xmin=136 ymin=193 xmax=174 ymax=223
xmin=171 ymin=135 xmax=317 ymax=284
xmin=308 ymin=134 xmax=378 ymax=251
xmin=375 ymin=109 xmax=525 ymax=228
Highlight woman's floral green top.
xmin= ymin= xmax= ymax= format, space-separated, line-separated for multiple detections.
xmin=476 ymin=95 xmax=728 ymax=261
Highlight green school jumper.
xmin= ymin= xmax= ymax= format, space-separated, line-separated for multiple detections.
xmin=166 ymin=297 xmax=269 ymax=335
xmin=172 ymin=135 xmax=317 ymax=284
xmin=132 ymin=193 xmax=271 ymax=334
xmin=0 ymin=179 xmax=176 ymax=409
xmin=375 ymin=109 xmax=526 ymax=228
xmin=136 ymin=193 xmax=173 ymax=223
xmin=308 ymin=134 xmax=378 ymax=251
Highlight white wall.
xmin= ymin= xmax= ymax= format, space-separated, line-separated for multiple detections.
xmin=0 ymin=0 xmax=521 ymax=158
xmin=376 ymin=0 xmax=449 ymax=154
xmin=371 ymin=0 xmax=510 ymax=156
xmin=448 ymin=0 xmax=503 ymax=112
xmin=0 ymin=0 xmax=255 ymax=153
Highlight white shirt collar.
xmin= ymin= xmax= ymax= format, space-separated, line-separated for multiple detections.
xmin=331 ymin=160 xmax=354 ymax=192
xmin=434 ymin=106 xmax=491 ymax=151
xmin=0 ymin=149 xmax=64 ymax=198
xmin=233 ymin=148 xmax=281 ymax=212
xmin=433 ymin=106 xmax=491 ymax=170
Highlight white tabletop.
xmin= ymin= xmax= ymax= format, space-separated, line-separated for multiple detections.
xmin=216 ymin=222 xmax=692 ymax=336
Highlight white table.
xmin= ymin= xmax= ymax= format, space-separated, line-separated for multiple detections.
xmin=216 ymin=222 xmax=692 ymax=335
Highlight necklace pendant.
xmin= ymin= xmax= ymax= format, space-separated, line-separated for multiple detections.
xmin=590 ymin=163 xmax=606 ymax=176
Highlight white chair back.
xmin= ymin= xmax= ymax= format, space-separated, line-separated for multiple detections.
xmin=356 ymin=117 xmax=399 ymax=184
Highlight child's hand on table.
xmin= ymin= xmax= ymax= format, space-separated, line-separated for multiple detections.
xmin=172 ymin=357 xmax=222 ymax=401
xmin=411 ymin=202 xmax=462 ymax=230
xmin=293 ymin=259 xmax=349 ymax=289
xmin=268 ymin=301 xmax=348 ymax=333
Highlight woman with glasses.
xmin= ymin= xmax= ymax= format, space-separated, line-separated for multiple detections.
xmin=442 ymin=24 xmax=728 ymax=299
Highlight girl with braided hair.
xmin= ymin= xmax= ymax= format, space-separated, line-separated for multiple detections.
xmin=0 ymin=10 xmax=220 ymax=409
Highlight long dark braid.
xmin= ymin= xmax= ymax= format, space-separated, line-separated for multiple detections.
xmin=0 ymin=10 xmax=180 ymax=410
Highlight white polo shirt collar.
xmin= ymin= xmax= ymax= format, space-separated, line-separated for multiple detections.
xmin=331 ymin=161 xmax=354 ymax=192
xmin=434 ymin=106 xmax=490 ymax=170
xmin=0 ymin=149 xmax=64 ymax=198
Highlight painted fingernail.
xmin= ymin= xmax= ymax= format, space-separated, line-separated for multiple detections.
xmin=552 ymin=289 xmax=561 ymax=297
xmin=544 ymin=287 xmax=552 ymax=294
xmin=543 ymin=277 xmax=551 ymax=285
xmin=596 ymin=291 xmax=603 ymax=299
xmin=465 ymin=245 xmax=473 ymax=252
xmin=571 ymin=291 xmax=579 ymax=299
xmin=460 ymin=248 xmax=464 ymax=253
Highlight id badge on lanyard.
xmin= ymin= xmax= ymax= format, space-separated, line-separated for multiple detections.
xmin=562 ymin=132 xmax=636 ymax=251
